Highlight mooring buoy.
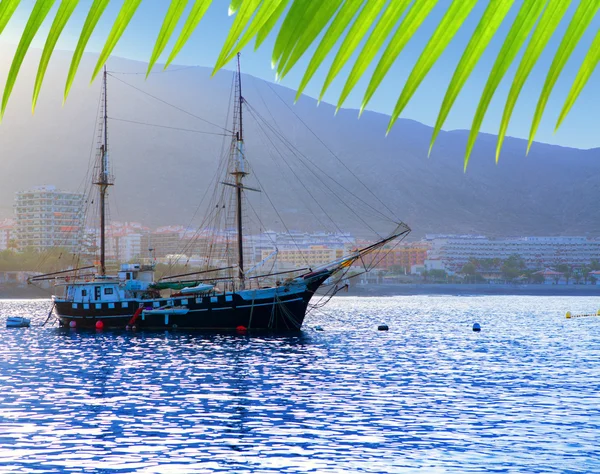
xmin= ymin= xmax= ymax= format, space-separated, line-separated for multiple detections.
xmin=378 ymin=324 xmax=389 ymax=331
xmin=473 ymin=323 xmax=481 ymax=332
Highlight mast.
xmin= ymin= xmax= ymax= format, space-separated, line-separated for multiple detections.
xmin=97 ymin=66 xmax=112 ymax=276
xmin=233 ymin=53 xmax=247 ymax=288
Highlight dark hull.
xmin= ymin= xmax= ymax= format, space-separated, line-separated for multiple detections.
xmin=54 ymin=275 xmax=328 ymax=331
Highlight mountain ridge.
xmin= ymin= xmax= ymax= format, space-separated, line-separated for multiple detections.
xmin=0 ymin=50 xmax=599 ymax=239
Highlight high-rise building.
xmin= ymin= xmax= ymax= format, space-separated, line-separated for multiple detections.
xmin=14 ymin=185 xmax=85 ymax=252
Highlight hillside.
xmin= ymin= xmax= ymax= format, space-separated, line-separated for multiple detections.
xmin=1 ymin=49 xmax=599 ymax=240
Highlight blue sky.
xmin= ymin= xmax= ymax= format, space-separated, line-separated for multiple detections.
xmin=2 ymin=0 xmax=600 ymax=150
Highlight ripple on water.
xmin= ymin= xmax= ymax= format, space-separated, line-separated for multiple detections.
xmin=0 ymin=296 xmax=599 ymax=473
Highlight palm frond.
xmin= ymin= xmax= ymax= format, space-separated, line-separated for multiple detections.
xmin=64 ymin=0 xmax=110 ymax=102
xmin=496 ymin=0 xmax=572 ymax=162
xmin=33 ymin=0 xmax=78 ymax=111
xmin=465 ymin=0 xmax=547 ymax=169
xmin=387 ymin=0 xmax=480 ymax=136
xmin=255 ymin=0 xmax=289 ymax=49
xmin=91 ymin=0 xmax=142 ymax=81
xmin=527 ymin=0 xmax=600 ymax=154
xmin=3 ymin=0 xmax=600 ymax=167
xmin=0 ymin=0 xmax=20 ymax=35
xmin=556 ymin=28 xmax=600 ymax=131
xmin=2 ymin=0 xmax=56 ymax=120
xmin=336 ymin=0 xmax=411 ymax=112
xmin=360 ymin=0 xmax=438 ymax=116
xmin=147 ymin=0 xmax=188 ymax=77
xmin=430 ymin=0 xmax=516 ymax=156
xmin=215 ymin=0 xmax=286 ymax=70
xmin=273 ymin=0 xmax=343 ymax=80
xmin=293 ymin=0 xmax=357 ymax=101
xmin=318 ymin=0 xmax=388 ymax=102
xmin=164 ymin=0 xmax=212 ymax=70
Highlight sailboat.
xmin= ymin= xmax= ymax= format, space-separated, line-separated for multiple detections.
xmin=32 ymin=56 xmax=410 ymax=331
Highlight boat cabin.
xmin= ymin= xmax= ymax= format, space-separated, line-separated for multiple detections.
xmin=62 ymin=263 xmax=156 ymax=302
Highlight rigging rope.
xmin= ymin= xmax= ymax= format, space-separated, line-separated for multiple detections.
xmin=107 ymin=73 xmax=233 ymax=134
xmin=108 ymin=117 xmax=230 ymax=136
xmin=245 ymin=101 xmax=384 ymax=237
xmin=264 ymin=80 xmax=399 ymax=222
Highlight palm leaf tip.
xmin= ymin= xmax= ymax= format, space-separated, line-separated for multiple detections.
xmin=164 ymin=0 xmax=213 ymax=70
xmin=91 ymin=0 xmax=143 ymax=82
xmin=2 ymin=0 xmax=57 ymax=121
xmin=146 ymin=0 xmax=188 ymax=78
xmin=527 ymin=0 xmax=600 ymax=156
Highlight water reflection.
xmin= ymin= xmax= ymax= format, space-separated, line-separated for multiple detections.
xmin=0 ymin=296 xmax=599 ymax=473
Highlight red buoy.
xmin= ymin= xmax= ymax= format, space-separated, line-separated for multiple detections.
xmin=95 ymin=320 xmax=104 ymax=330
xmin=236 ymin=325 xmax=247 ymax=332
xmin=69 ymin=320 xmax=76 ymax=328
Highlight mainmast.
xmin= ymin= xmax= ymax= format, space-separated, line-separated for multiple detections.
xmin=232 ymin=53 xmax=247 ymax=289
xmin=96 ymin=66 xmax=113 ymax=276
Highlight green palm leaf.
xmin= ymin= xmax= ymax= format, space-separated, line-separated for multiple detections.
xmin=465 ymin=0 xmax=547 ymax=169
xmin=64 ymin=0 xmax=109 ymax=102
xmin=33 ymin=0 xmax=79 ymax=112
xmin=429 ymin=0 xmax=516 ymax=156
xmin=292 ymin=0 xmax=357 ymax=100
xmin=164 ymin=0 xmax=212 ymax=69
xmin=255 ymin=0 xmax=289 ymax=49
xmin=0 ymin=0 xmax=21 ymax=35
xmin=216 ymin=0 xmax=287 ymax=68
xmin=496 ymin=0 xmax=571 ymax=162
xmin=274 ymin=0 xmax=342 ymax=79
xmin=360 ymin=0 xmax=438 ymax=115
xmin=5 ymin=0 xmax=600 ymax=169
xmin=91 ymin=0 xmax=143 ymax=82
xmin=2 ymin=0 xmax=56 ymax=120
xmin=556 ymin=28 xmax=600 ymax=130
xmin=388 ymin=0 xmax=480 ymax=134
xmin=318 ymin=0 xmax=388 ymax=102
xmin=146 ymin=0 xmax=188 ymax=77
xmin=336 ymin=0 xmax=411 ymax=112
xmin=229 ymin=0 xmax=243 ymax=16
xmin=213 ymin=0 xmax=263 ymax=72
xmin=527 ymin=0 xmax=600 ymax=153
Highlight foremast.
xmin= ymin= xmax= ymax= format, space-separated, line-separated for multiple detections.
xmin=231 ymin=53 xmax=247 ymax=289
xmin=94 ymin=66 xmax=113 ymax=276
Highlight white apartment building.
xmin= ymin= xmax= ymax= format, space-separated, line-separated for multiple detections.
xmin=14 ymin=186 xmax=85 ymax=252
xmin=425 ymin=234 xmax=600 ymax=272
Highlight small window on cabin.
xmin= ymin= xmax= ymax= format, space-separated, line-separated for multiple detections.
xmin=104 ymin=288 xmax=114 ymax=295
xmin=82 ymin=289 xmax=87 ymax=297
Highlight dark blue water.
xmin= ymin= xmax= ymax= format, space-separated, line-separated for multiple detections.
xmin=1 ymin=296 xmax=599 ymax=473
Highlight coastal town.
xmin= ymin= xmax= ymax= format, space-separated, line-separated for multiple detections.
xmin=2 ymin=185 xmax=600 ymax=290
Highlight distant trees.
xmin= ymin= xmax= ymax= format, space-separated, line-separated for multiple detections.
xmin=556 ymin=264 xmax=572 ymax=285
xmin=388 ymin=265 xmax=405 ymax=275
xmin=0 ymin=247 xmax=74 ymax=273
xmin=428 ymin=269 xmax=447 ymax=282
xmin=501 ymin=254 xmax=525 ymax=282
xmin=460 ymin=261 xmax=481 ymax=283
xmin=531 ymin=272 xmax=545 ymax=284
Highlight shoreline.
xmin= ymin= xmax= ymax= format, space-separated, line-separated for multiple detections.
xmin=3 ymin=283 xmax=600 ymax=300
xmin=339 ymin=283 xmax=600 ymax=297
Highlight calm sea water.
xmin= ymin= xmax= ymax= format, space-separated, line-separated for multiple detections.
xmin=0 ymin=296 xmax=599 ymax=473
